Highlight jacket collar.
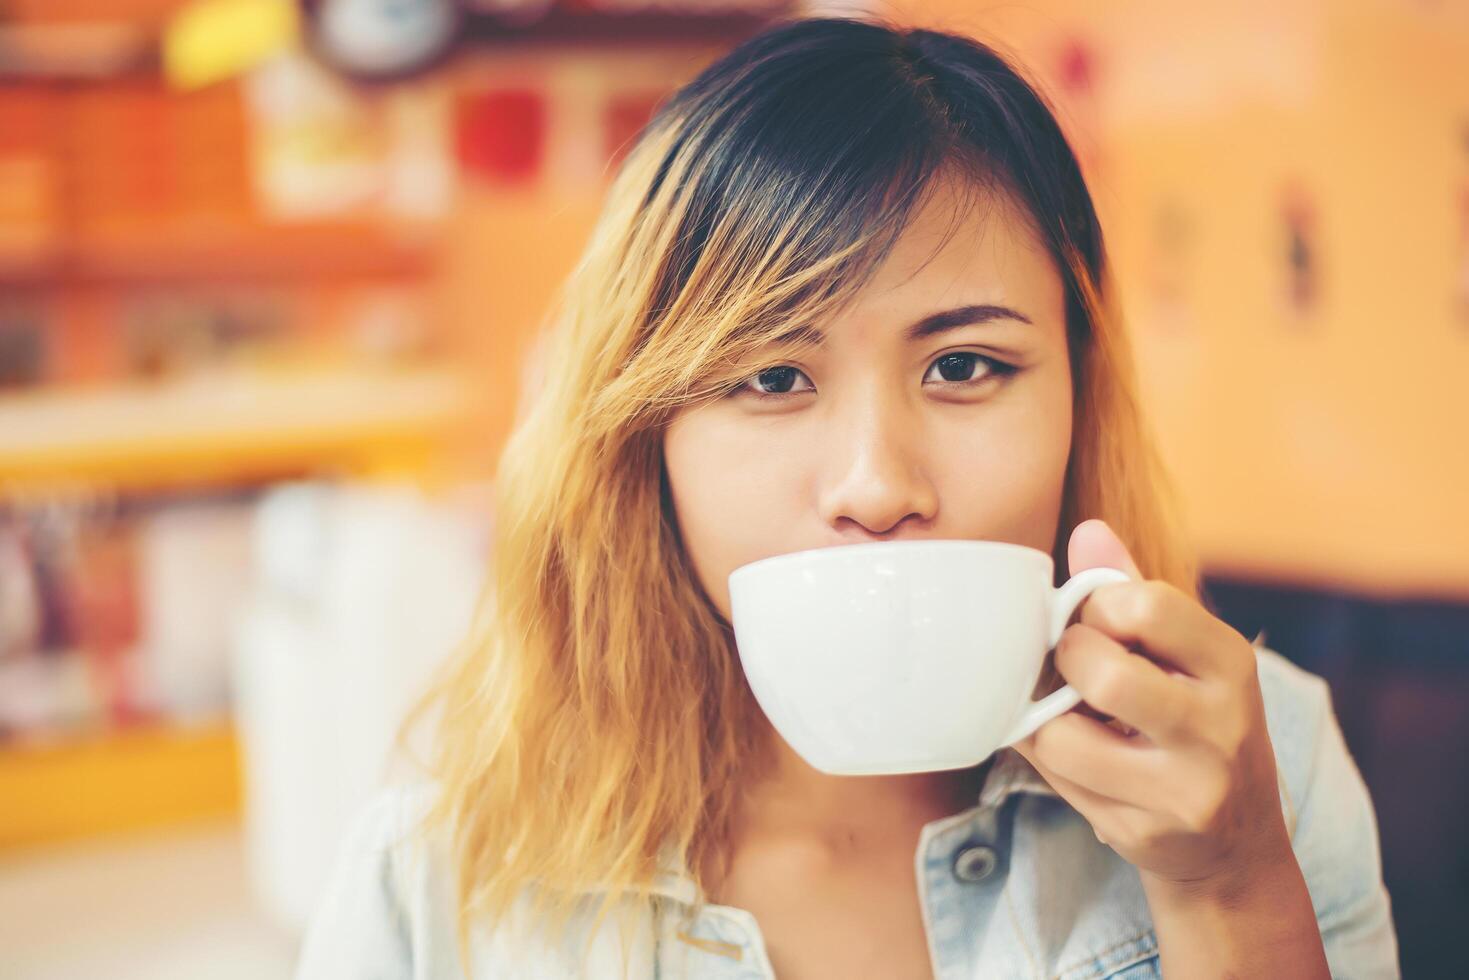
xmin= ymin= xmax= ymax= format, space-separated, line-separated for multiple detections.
xmin=629 ymin=747 xmax=1058 ymax=906
xmin=974 ymin=744 xmax=1058 ymax=810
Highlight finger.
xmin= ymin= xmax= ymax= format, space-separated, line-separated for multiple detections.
xmin=1026 ymin=710 xmax=1167 ymax=808
xmin=1055 ymin=622 xmax=1197 ymax=744
xmin=1078 ymin=579 xmax=1253 ymax=682
xmin=1067 ymin=518 xmax=1143 ymax=582
xmin=1057 ymin=682 xmax=1142 ymax=734
xmin=1012 ymin=742 xmax=1149 ymax=845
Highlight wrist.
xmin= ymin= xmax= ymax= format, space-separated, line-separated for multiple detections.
xmin=1141 ymin=816 xmax=1298 ymax=910
xmin=1140 ymin=838 xmax=1328 ymax=980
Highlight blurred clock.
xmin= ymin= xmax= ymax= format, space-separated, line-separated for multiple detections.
xmin=304 ymin=0 xmax=461 ymax=80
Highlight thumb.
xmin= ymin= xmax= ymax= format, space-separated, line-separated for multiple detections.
xmin=1067 ymin=518 xmax=1142 ymax=581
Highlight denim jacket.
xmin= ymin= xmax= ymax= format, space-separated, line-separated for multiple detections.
xmin=295 ymin=646 xmax=1400 ymax=978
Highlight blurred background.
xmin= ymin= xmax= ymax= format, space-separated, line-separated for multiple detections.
xmin=0 ymin=1 xmax=1463 ymax=977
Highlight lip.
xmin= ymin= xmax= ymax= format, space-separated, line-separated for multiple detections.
xmin=727 ymin=537 xmax=1052 ymax=583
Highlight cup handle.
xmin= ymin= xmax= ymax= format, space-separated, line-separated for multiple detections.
xmin=999 ymin=566 xmax=1133 ymax=747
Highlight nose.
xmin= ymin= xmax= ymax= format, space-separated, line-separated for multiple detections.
xmin=816 ymin=391 xmax=938 ymax=539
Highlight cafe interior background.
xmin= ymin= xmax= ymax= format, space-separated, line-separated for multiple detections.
xmin=0 ymin=0 xmax=1463 ymax=976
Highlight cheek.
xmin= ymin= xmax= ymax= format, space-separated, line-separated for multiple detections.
xmin=932 ymin=376 xmax=1073 ymax=538
xmin=663 ymin=413 xmax=799 ymax=620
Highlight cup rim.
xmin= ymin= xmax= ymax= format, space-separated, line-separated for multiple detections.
xmin=728 ymin=537 xmax=1053 ymax=583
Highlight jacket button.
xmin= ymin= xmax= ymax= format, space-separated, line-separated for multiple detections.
xmin=952 ymin=844 xmax=998 ymax=883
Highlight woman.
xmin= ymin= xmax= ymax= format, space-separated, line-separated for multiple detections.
xmin=296 ymin=16 xmax=1398 ymax=979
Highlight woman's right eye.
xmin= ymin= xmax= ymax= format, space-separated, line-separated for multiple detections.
xmin=734 ymin=365 xmax=815 ymax=399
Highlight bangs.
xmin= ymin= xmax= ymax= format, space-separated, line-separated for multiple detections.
xmin=587 ymin=15 xmax=1102 ymax=427
xmin=617 ymin=31 xmax=1000 ymax=407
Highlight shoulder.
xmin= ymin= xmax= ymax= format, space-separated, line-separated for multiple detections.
xmin=296 ymin=783 xmax=642 ymax=979
xmin=295 ymin=782 xmax=462 ymax=979
xmin=341 ymin=782 xmax=442 ymax=859
xmin=1251 ymin=643 xmax=1332 ymax=835
xmin=329 ymin=781 xmax=448 ymax=915
xmin=1250 ymin=644 xmax=1401 ymax=978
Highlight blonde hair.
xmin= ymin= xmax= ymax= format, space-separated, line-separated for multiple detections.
xmin=402 ymin=14 xmax=1199 ymax=976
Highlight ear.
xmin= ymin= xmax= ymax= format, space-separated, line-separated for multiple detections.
xmin=1067 ymin=518 xmax=1142 ymax=581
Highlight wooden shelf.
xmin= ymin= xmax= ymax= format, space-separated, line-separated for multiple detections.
xmin=0 ymin=223 xmax=440 ymax=285
xmin=459 ymin=5 xmax=786 ymax=46
xmin=0 ymin=718 xmax=240 ymax=851
xmin=0 ymin=366 xmax=470 ymax=491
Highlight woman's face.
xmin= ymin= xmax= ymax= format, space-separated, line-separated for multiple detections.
xmin=663 ymin=181 xmax=1075 ymax=623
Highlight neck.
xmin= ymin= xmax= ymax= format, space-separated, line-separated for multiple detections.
xmin=695 ymin=721 xmax=993 ymax=904
xmin=736 ymin=717 xmax=992 ymax=845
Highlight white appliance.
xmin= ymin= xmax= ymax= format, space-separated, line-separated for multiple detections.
xmin=231 ymin=479 xmax=491 ymax=933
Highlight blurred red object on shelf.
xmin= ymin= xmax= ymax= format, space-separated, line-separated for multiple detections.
xmin=455 ymin=87 xmax=546 ymax=185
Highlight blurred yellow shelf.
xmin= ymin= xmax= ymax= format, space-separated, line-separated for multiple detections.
xmin=0 ymin=718 xmax=240 ymax=851
xmin=0 ymin=366 xmax=470 ymax=491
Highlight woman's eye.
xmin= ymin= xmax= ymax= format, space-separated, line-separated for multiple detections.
xmin=737 ymin=365 xmax=815 ymax=397
xmin=923 ymin=352 xmax=1019 ymax=387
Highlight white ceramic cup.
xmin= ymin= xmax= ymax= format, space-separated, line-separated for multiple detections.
xmin=727 ymin=538 xmax=1131 ymax=775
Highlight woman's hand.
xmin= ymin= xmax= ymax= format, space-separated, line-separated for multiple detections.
xmin=1013 ymin=518 xmax=1291 ymax=894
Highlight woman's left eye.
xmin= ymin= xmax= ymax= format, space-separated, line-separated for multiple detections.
xmin=923 ymin=352 xmax=1020 ymax=387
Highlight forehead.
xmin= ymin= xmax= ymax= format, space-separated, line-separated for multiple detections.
xmin=834 ymin=176 xmax=1062 ymax=335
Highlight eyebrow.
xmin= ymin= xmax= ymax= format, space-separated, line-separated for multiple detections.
xmin=769 ymin=304 xmax=1033 ymax=347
